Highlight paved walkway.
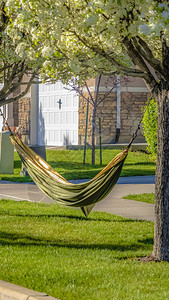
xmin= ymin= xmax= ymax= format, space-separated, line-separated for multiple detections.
xmin=0 ymin=176 xmax=155 ymax=221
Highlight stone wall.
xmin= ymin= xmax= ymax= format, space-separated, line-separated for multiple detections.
xmin=78 ymin=88 xmax=150 ymax=145
xmin=17 ymin=97 xmax=30 ymax=143
xmin=96 ymin=93 xmax=117 ymax=144
xmin=5 ymin=78 xmax=31 ymax=144
xmin=120 ymin=92 xmax=149 ymax=143
xmin=78 ymin=95 xmax=93 ymax=145
xmin=79 ymin=91 xmax=118 ymax=145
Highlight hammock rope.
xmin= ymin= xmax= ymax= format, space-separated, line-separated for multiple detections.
xmin=0 ymin=108 xmax=141 ymax=217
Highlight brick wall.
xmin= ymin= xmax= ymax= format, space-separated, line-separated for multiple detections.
xmin=79 ymin=92 xmax=118 ymax=145
xmin=96 ymin=93 xmax=117 ymax=144
xmin=16 ymin=97 xmax=30 ymax=143
xmin=78 ymin=78 xmax=150 ymax=145
xmin=119 ymin=92 xmax=149 ymax=142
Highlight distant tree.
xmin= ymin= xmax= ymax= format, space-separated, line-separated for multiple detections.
xmin=68 ymin=75 xmax=127 ymax=164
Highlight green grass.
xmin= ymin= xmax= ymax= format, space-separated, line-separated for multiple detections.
xmin=0 ymin=149 xmax=156 ymax=182
xmin=1 ymin=199 xmax=169 ymax=300
xmin=123 ymin=193 xmax=155 ymax=204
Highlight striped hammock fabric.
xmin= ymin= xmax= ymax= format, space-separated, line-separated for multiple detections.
xmin=10 ymin=133 xmax=128 ymax=217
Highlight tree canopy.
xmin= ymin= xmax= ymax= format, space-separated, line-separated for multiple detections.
xmin=5 ymin=0 xmax=169 ymax=94
xmin=3 ymin=0 xmax=169 ymax=95
xmin=0 ymin=0 xmax=72 ymax=106
xmin=4 ymin=0 xmax=169 ymax=261
xmin=9 ymin=0 xmax=168 ymax=90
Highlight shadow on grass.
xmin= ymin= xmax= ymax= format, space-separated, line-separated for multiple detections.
xmin=47 ymin=162 xmax=103 ymax=180
xmin=48 ymin=161 xmax=103 ymax=170
xmin=3 ymin=160 xmax=156 ymax=182
xmin=0 ymin=211 xmax=145 ymax=223
xmin=138 ymin=238 xmax=153 ymax=245
xmin=0 ymin=231 xmax=148 ymax=253
xmin=124 ymin=162 xmax=155 ymax=166
xmin=14 ymin=160 xmax=22 ymax=169
xmin=121 ymin=169 xmax=155 ymax=177
xmin=0 ymin=177 xmax=32 ymax=183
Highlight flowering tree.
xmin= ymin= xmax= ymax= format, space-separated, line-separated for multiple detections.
xmin=64 ymin=0 xmax=169 ymax=262
xmin=32 ymin=0 xmax=169 ymax=262
xmin=0 ymin=1 xmax=34 ymax=106
xmin=0 ymin=0 xmax=71 ymax=107
xmin=6 ymin=0 xmax=169 ymax=261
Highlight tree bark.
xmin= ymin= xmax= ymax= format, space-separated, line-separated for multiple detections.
xmin=153 ymin=80 xmax=169 ymax=261
xmin=91 ymin=107 xmax=96 ymax=165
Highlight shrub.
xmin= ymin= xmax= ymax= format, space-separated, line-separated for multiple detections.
xmin=142 ymin=98 xmax=157 ymax=159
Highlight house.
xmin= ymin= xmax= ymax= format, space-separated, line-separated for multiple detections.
xmin=0 ymin=76 xmax=150 ymax=146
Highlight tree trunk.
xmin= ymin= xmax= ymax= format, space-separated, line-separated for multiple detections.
xmin=153 ymin=81 xmax=169 ymax=261
xmin=91 ymin=107 xmax=96 ymax=164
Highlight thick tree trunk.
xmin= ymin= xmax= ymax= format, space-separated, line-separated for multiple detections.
xmin=91 ymin=107 xmax=96 ymax=165
xmin=153 ymin=81 xmax=169 ymax=261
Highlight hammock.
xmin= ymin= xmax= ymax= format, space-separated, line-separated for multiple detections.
xmin=10 ymin=133 xmax=128 ymax=217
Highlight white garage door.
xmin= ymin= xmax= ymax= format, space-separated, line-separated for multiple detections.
xmin=38 ymin=81 xmax=79 ymax=146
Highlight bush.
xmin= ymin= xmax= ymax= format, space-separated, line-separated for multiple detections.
xmin=142 ymin=98 xmax=157 ymax=159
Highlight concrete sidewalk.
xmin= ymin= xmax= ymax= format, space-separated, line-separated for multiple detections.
xmin=93 ymin=183 xmax=154 ymax=221
xmin=0 ymin=176 xmax=155 ymax=221
xmin=0 ymin=280 xmax=58 ymax=300
xmin=69 ymin=175 xmax=155 ymax=185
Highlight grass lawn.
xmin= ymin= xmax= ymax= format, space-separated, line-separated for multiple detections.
xmin=123 ymin=193 xmax=155 ymax=204
xmin=0 ymin=149 xmax=156 ymax=182
xmin=1 ymin=199 xmax=169 ymax=300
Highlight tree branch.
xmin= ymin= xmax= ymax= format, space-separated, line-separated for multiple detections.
xmin=0 ymin=3 xmax=9 ymax=45
xmin=161 ymin=32 xmax=169 ymax=76
xmin=132 ymin=36 xmax=164 ymax=79
xmin=0 ymin=63 xmax=27 ymax=99
xmin=66 ymin=83 xmax=93 ymax=106
xmin=72 ymin=30 xmax=149 ymax=79
xmin=85 ymin=81 xmax=95 ymax=105
xmin=0 ymin=72 xmax=36 ymax=107
xmin=95 ymin=74 xmax=102 ymax=105
xmin=123 ymin=36 xmax=157 ymax=89
xmin=97 ymin=78 xmax=118 ymax=106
